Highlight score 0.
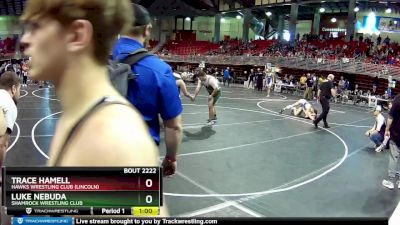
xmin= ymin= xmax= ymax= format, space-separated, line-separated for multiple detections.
xmin=138 ymin=168 xmax=160 ymax=206
xmin=145 ymin=179 xmax=153 ymax=188
xmin=145 ymin=179 xmax=153 ymax=204
xmin=140 ymin=176 xmax=158 ymax=190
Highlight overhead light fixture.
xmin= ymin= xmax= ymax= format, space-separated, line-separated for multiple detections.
xmin=385 ymin=8 xmax=392 ymax=14
xmin=359 ymin=12 xmax=380 ymax=35
xmin=319 ymin=8 xmax=326 ymax=13
xmin=394 ymin=21 xmax=398 ymax=25
xmin=283 ymin=30 xmax=290 ymax=42
xmin=266 ymin=11 xmax=272 ymax=17
xmin=236 ymin=15 xmax=242 ymax=19
xmin=185 ymin=17 xmax=191 ymax=21
xmin=354 ymin=7 xmax=359 ymax=12
xmin=221 ymin=18 xmax=226 ymax=23
xmin=331 ymin=17 xmax=337 ymax=23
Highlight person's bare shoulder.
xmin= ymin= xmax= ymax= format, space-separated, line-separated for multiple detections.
xmin=176 ymin=79 xmax=184 ymax=87
xmin=61 ymin=103 xmax=159 ymax=167
xmin=0 ymin=109 xmax=6 ymax=135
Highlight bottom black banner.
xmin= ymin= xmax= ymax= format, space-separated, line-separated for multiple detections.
xmin=11 ymin=217 xmax=388 ymax=225
xmin=7 ymin=207 xmax=91 ymax=215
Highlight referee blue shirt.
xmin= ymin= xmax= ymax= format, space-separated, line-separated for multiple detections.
xmin=112 ymin=37 xmax=183 ymax=145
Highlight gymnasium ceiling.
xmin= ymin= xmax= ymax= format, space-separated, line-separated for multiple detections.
xmin=132 ymin=0 xmax=400 ymax=19
xmin=135 ymin=0 xmax=400 ymax=18
xmin=1 ymin=0 xmax=399 ymax=20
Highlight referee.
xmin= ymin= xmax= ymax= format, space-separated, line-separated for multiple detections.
xmin=313 ymin=74 xmax=336 ymax=128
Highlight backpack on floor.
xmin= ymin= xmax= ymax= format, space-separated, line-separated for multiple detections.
xmin=108 ymin=48 xmax=152 ymax=97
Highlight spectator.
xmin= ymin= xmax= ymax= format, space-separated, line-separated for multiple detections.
xmin=373 ymin=76 xmax=379 ymax=94
xmin=112 ymin=4 xmax=183 ymax=177
xmin=312 ymin=74 xmax=319 ymax=99
xmin=0 ymin=72 xmax=20 ymax=180
xmin=230 ymin=68 xmax=235 ymax=83
xmin=223 ymin=67 xmax=231 ymax=87
xmin=344 ymin=79 xmax=350 ymax=91
xmin=256 ymin=68 xmax=264 ymax=91
xmin=304 ymin=73 xmax=313 ymax=100
xmin=384 ymin=36 xmax=391 ymax=45
xmin=365 ymin=105 xmax=387 ymax=152
xmin=300 ymin=74 xmax=307 ymax=86
xmin=248 ymin=68 xmax=255 ymax=89
xmin=382 ymin=94 xmax=400 ymax=189
xmin=243 ymin=70 xmax=248 ymax=81
xmin=338 ymin=76 xmax=345 ymax=93
xmin=20 ymin=0 xmax=163 ymax=190
xmin=387 ymin=83 xmax=393 ymax=98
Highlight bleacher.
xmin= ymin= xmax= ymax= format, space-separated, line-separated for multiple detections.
xmin=155 ymin=33 xmax=400 ymax=98
xmin=158 ymin=34 xmax=400 ymax=69
xmin=148 ymin=40 xmax=159 ymax=49
xmin=0 ymin=36 xmax=18 ymax=59
xmin=162 ymin=40 xmax=220 ymax=55
xmin=243 ymin=40 xmax=278 ymax=55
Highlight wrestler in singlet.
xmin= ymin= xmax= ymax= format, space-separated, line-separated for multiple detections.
xmin=203 ymin=75 xmax=221 ymax=104
xmin=298 ymin=99 xmax=312 ymax=111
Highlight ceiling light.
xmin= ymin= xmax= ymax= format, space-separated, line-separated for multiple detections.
xmin=319 ymin=8 xmax=325 ymax=13
xmin=386 ymin=8 xmax=392 ymax=14
xmin=266 ymin=11 xmax=272 ymax=17
xmin=331 ymin=17 xmax=337 ymax=23
xmin=354 ymin=7 xmax=359 ymax=12
xmin=236 ymin=15 xmax=242 ymax=19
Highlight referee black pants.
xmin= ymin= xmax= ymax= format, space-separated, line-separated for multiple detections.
xmin=315 ymin=96 xmax=330 ymax=126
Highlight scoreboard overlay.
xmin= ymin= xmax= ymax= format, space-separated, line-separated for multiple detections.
xmin=1 ymin=167 xmax=162 ymax=216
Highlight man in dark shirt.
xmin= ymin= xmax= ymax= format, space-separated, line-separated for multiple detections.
xmin=230 ymin=68 xmax=235 ymax=84
xmin=248 ymin=68 xmax=255 ymax=89
xmin=304 ymin=73 xmax=313 ymax=100
xmin=210 ymin=67 xmax=216 ymax=76
xmin=373 ymin=76 xmax=379 ymax=94
xmin=256 ymin=68 xmax=264 ymax=92
xmin=313 ymin=74 xmax=336 ymax=128
xmin=382 ymin=94 xmax=400 ymax=189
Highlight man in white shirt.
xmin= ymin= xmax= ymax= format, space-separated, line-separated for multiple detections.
xmin=365 ymin=105 xmax=387 ymax=152
xmin=264 ymin=69 xmax=275 ymax=98
xmin=0 ymin=72 xmax=20 ymax=177
xmin=193 ymin=70 xmax=221 ymax=125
